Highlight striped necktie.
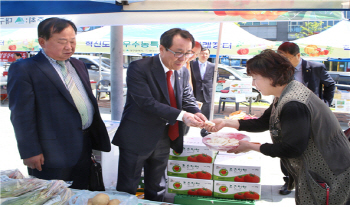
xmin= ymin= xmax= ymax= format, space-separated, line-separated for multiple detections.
xmin=57 ymin=61 xmax=89 ymax=127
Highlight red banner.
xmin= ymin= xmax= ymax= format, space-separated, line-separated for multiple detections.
xmin=0 ymin=52 xmax=27 ymax=62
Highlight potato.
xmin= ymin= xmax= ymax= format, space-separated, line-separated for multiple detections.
xmin=87 ymin=198 xmax=93 ymax=205
xmin=108 ymin=199 xmax=121 ymax=205
xmin=91 ymin=193 xmax=110 ymax=205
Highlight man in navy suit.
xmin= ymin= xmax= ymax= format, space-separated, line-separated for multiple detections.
xmin=7 ymin=18 xmax=111 ymax=189
xmin=277 ymin=42 xmax=335 ymax=195
xmin=112 ymin=28 xmax=207 ymax=201
xmin=191 ymin=48 xmax=217 ymax=137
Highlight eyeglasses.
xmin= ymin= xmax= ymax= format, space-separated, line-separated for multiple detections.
xmin=167 ymin=48 xmax=194 ymax=58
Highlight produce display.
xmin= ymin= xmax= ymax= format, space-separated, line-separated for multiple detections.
xmin=1 ymin=179 xmax=73 ymax=205
xmin=225 ymin=110 xmax=258 ymax=120
xmin=202 ymin=132 xmax=250 ymax=152
xmin=168 ymin=176 xmax=213 ymax=197
xmin=213 ymin=154 xmax=261 ymax=183
xmin=68 ymin=190 xmax=138 ymax=205
xmin=167 ymin=160 xmax=213 ymax=179
xmin=213 ymin=180 xmax=261 ymax=200
xmin=169 ymin=137 xmax=217 ymax=163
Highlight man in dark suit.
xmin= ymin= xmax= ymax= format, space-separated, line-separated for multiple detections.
xmin=277 ymin=41 xmax=335 ymax=195
xmin=191 ymin=48 xmax=217 ymax=137
xmin=112 ymin=28 xmax=207 ymax=201
xmin=7 ymin=18 xmax=111 ymax=189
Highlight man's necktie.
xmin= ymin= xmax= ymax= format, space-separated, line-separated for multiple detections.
xmin=166 ymin=70 xmax=179 ymax=141
xmin=57 ymin=61 xmax=89 ymax=127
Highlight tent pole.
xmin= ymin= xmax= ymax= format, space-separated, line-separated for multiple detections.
xmin=99 ymin=53 xmax=102 ymax=81
xmin=110 ymin=26 xmax=124 ymax=121
xmin=209 ymin=22 xmax=223 ymax=121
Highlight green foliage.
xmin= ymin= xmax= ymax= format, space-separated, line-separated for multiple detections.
xmin=293 ymin=21 xmax=331 ymax=39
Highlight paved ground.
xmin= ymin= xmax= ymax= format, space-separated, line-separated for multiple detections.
xmin=1 ymin=100 xmax=348 ymax=205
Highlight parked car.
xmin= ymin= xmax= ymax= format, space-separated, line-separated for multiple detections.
xmin=72 ymin=55 xmax=112 ymax=82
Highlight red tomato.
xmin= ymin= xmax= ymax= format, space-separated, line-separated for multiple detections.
xmin=234 ymin=192 xmax=245 ymax=200
xmin=240 ymin=11 xmax=259 ymax=20
xmin=324 ymin=50 xmax=329 ymax=55
xmin=234 ymin=175 xmax=245 ymax=182
xmin=196 ymin=154 xmax=212 ymax=163
xmin=187 ymin=189 xmax=197 ymax=195
xmin=241 ymin=48 xmax=249 ymax=55
xmin=244 ymin=191 xmax=260 ymax=200
xmin=187 ymin=155 xmax=197 ymax=162
xmin=9 ymin=45 xmax=16 ymax=50
xmin=244 ymin=174 xmax=260 ymax=183
xmin=197 ymin=188 xmax=212 ymax=197
xmin=214 ymin=11 xmax=227 ymax=16
xmin=196 ymin=171 xmax=212 ymax=179
xmin=187 ymin=172 xmax=197 ymax=178
xmin=237 ymin=48 xmax=242 ymax=55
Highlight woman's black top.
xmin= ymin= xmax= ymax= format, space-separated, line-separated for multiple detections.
xmin=238 ymin=101 xmax=311 ymax=158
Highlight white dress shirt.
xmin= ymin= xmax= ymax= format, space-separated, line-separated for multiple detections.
xmin=199 ymin=61 xmax=207 ymax=80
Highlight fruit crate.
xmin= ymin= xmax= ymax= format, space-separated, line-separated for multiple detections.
xmin=173 ymin=194 xmax=255 ymax=205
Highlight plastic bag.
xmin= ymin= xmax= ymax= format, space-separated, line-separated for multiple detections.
xmin=0 ymin=169 xmax=24 ymax=179
xmin=1 ymin=177 xmax=49 ymax=198
xmin=68 ymin=190 xmax=138 ymax=205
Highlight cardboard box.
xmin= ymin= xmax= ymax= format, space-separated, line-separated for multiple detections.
xmin=167 ymin=160 xmax=213 ymax=179
xmin=213 ymin=154 xmax=261 ymax=183
xmin=213 ymin=180 xmax=261 ymax=200
xmin=169 ymin=137 xmax=217 ymax=163
xmin=168 ymin=176 xmax=213 ymax=196
xmin=173 ymin=194 xmax=255 ymax=205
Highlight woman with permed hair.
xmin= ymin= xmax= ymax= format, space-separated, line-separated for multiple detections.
xmin=205 ymin=49 xmax=350 ymax=205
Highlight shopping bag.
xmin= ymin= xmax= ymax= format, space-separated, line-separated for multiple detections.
xmin=88 ymin=154 xmax=105 ymax=191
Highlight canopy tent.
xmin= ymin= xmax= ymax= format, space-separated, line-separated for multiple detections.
xmin=74 ymin=22 xmax=278 ymax=55
xmin=292 ymin=20 xmax=350 ymax=59
xmin=0 ymin=1 xmax=346 ymax=29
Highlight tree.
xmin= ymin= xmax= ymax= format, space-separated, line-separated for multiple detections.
xmin=293 ymin=21 xmax=331 ymax=39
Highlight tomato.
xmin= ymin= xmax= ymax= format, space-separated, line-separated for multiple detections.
xmin=9 ymin=45 xmax=16 ymax=50
xmin=197 ymin=188 xmax=212 ymax=197
xmin=240 ymin=11 xmax=259 ymax=20
xmin=187 ymin=189 xmax=197 ymax=195
xmin=244 ymin=174 xmax=260 ymax=183
xmin=196 ymin=154 xmax=212 ymax=163
xmin=225 ymin=11 xmax=244 ymax=16
xmin=324 ymin=50 xmax=329 ymax=55
xmin=234 ymin=192 xmax=245 ymax=200
xmin=219 ymin=169 xmax=228 ymax=176
xmin=173 ymin=165 xmax=181 ymax=172
xmin=187 ymin=155 xmax=197 ymax=162
xmin=187 ymin=172 xmax=197 ymax=178
xmin=219 ymin=185 xmax=228 ymax=193
xmin=255 ymin=13 xmax=266 ymax=21
xmin=196 ymin=171 xmax=212 ymax=179
xmin=234 ymin=175 xmax=245 ymax=182
xmin=244 ymin=191 xmax=260 ymax=200
xmin=214 ymin=11 xmax=227 ymax=16
xmin=241 ymin=48 xmax=249 ymax=55
xmin=237 ymin=48 xmax=242 ymax=55
xmin=173 ymin=182 xmax=182 ymax=189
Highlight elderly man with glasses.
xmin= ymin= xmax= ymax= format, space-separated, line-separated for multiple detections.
xmin=112 ymin=28 xmax=208 ymax=202
xmin=277 ymin=41 xmax=335 ymax=196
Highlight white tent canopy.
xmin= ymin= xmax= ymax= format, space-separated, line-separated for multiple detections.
xmin=292 ymin=20 xmax=350 ymax=58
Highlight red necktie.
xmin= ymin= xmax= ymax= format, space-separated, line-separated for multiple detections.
xmin=166 ymin=70 xmax=179 ymax=141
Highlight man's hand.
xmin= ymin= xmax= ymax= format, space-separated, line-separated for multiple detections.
xmin=23 ymin=154 xmax=44 ymax=171
xmin=194 ymin=112 xmax=207 ymax=122
xmin=183 ymin=112 xmax=205 ymax=128
xmin=204 ymin=118 xmax=226 ymax=132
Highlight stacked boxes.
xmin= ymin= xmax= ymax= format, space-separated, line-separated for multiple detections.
xmin=168 ymin=137 xmax=216 ymax=197
xmin=213 ymin=153 xmax=261 ymax=200
xmin=167 ymin=137 xmax=262 ymax=201
xmin=229 ymin=78 xmax=252 ymax=94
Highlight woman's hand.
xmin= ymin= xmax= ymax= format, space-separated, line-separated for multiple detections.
xmin=227 ymin=141 xmax=261 ymax=154
xmin=204 ymin=118 xmax=226 ymax=132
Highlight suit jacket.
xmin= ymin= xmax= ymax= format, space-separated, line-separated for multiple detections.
xmin=112 ymin=55 xmax=200 ymax=155
xmin=191 ymin=60 xmax=216 ymax=103
xmin=301 ymin=59 xmax=335 ymax=106
xmin=7 ymin=51 xmax=111 ymax=168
